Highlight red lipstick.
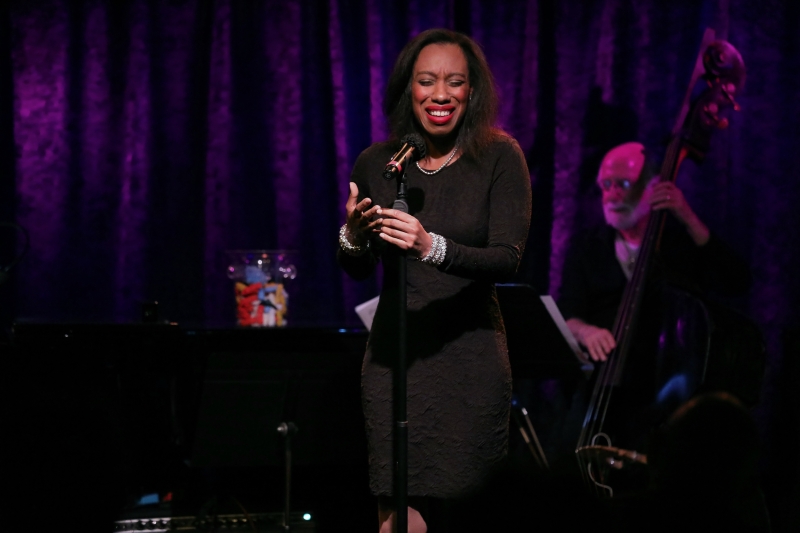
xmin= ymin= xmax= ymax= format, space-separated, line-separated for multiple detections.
xmin=425 ymin=105 xmax=455 ymax=125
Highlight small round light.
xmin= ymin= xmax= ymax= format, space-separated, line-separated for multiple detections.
xmin=303 ymin=513 xmax=312 ymax=521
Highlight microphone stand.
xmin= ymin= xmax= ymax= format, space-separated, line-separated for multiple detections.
xmin=382 ymin=134 xmax=422 ymax=533
xmin=392 ymin=172 xmax=409 ymax=533
xmin=277 ymin=421 xmax=298 ymax=531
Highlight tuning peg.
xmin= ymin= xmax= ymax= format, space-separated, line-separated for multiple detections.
xmin=702 ymin=102 xmax=729 ymax=129
xmin=721 ymin=82 xmax=741 ymax=111
xmin=703 ymin=113 xmax=728 ymax=130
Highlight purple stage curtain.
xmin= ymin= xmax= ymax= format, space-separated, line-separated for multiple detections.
xmin=2 ymin=2 xmax=799 ymax=525
xmin=3 ymin=2 xmax=798 ymax=352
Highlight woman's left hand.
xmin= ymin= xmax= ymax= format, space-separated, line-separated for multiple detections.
xmin=375 ymin=208 xmax=433 ymax=259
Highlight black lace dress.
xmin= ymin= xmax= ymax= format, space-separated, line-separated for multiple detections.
xmin=338 ymin=136 xmax=532 ymax=498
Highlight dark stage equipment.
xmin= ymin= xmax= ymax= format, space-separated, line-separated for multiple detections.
xmin=114 ymin=512 xmax=316 ymax=532
xmin=6 ymin=324 xmax=371 ymax=532
xmin=5 ymin=312 xmax=587 ymax=531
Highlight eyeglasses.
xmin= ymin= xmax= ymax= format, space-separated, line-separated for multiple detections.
xmin=597 ymin=178 xmax=633 ymax=191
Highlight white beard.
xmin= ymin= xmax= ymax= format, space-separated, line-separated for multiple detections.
xmin=603 ymin=197 xmax=650 ymax=230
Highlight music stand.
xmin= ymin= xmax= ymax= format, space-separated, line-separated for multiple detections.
xmin=497 ymin=284 xmax=593 ymax=468
xmin=496 ymin=283 xmax=592 ymax=380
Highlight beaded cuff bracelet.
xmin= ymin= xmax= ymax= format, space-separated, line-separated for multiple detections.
xmin=339 ymin=224 xmax=370 ymax=256
xmin=418 ymin=232 xmax=446 ymax=266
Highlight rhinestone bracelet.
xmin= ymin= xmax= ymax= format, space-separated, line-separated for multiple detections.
xmin=339 ymin=224 xmax=370 ymax=256
xmin=418 ymin=232 xmax=446 ymax=266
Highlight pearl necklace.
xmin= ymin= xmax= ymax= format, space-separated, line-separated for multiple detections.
xmin=416 ymin=145 xmax=458 ymax=175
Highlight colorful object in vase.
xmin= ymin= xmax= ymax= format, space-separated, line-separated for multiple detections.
xmin=235 ymin=280 xmax=288 ymax=327
xmin=226 ymin=250 xmax=296 ymax=327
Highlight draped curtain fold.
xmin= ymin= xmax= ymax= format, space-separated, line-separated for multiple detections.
xmin=5 ymin=0 xmax=798 ymax=354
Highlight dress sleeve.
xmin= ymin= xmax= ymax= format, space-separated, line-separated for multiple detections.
xmin=337 ymin=148 xmax=381 ymax=280
xmin=440 ymin=138 xmax=532 ymax=281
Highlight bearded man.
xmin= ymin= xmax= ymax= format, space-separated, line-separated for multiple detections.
xmin=557 ymin=142 xmax=752 ymax=363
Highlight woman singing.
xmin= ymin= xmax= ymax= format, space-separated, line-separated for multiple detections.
xmin=337 ymin=28 xmax=532 ymax=532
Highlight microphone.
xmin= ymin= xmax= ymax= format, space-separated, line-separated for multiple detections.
xmin=383 ymin=133 xmax=427 ymax=180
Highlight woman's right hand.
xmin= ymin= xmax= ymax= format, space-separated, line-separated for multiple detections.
xmin=345 ymin=182 xmax=382 ymax=246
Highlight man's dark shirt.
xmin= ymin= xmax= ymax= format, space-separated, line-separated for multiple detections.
xmin=558 ymin=220 xmax=763 ymax=407
xmin=558 ymin=220 xmax=752 ymax=331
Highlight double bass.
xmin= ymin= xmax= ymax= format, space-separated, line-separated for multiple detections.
xmin=575 ymin=30 xmax=750 ymax=496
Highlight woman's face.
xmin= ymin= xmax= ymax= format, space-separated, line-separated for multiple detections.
xmin=410 ymin=43 xmax=471 ymax=141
